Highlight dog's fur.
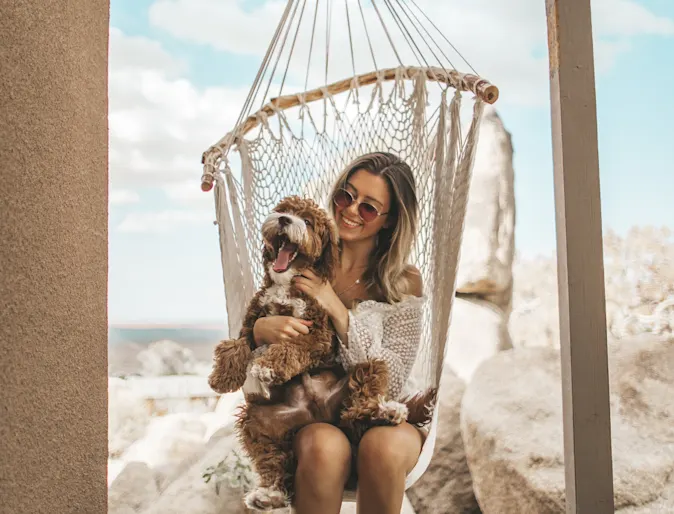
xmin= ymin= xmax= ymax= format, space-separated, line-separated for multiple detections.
xmin=208 ymin=196 xmax=436 ymax=511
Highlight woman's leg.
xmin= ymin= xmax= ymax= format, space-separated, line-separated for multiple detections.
xmin=355 ymin=422 xmax=424 ymax=514
xmin=293 ymin=423 xmax=352 ymax=514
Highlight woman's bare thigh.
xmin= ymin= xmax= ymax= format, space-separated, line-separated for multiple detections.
xmin=293 ymin=422 xmax=352 ymax=474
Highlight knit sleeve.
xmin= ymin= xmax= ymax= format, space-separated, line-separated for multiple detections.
xmin=337 ymin=296 xmax=424 ymax=399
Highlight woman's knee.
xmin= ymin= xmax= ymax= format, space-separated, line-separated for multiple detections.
xmin=295 ymin=423 xmax=351 ymax=479
xmin=357 ymin=424 xmax=422 ymax=477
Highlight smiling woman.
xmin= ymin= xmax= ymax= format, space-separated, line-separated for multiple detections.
xmin=328 ymin=154 xmax=421 ymax=305
xmin=248 ymin=152 xmax=429 ymax=514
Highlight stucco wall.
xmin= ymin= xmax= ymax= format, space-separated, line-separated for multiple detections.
xmin=0 ymin=1 xmax=109 ymax=512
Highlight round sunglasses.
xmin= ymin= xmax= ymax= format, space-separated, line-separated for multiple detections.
xmin=332 ymin=188 xmax=388 ymax=223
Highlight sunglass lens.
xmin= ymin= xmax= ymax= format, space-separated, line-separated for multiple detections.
xmin=333 ymin=189 xmax=353 ymax=208
xmin=358 ymin=203 xmax=379 ymax=222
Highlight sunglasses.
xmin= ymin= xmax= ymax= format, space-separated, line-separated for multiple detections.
xmin=333 ymin=188 xmax=388 ymax=223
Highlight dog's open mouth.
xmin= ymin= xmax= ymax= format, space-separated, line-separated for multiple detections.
xmin=273 ymin=236 xmax=298 ymax=273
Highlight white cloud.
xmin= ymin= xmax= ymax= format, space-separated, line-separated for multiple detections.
xmin=592 ymin=0 xmax=674 ymax=37
xmin=149 ymin=0 xmax=287 ymax=56
xmin=594 ymin=39 xmax=632 ymax=73
xmin=162 ymin=180 xmax=214 ymax=207
xmin=109 ymin=27 xmax=187 ymax=77
xmin=108 ymin=28 xmax=250 ymax=189
xmin=147 ymin=0 xmax=548 ymax=106
xmin=116 ymin=209 xmax=214 ymax=233
xmin=108 ymin=0 xmax=672 ymax=230
xmin=109 ymin=189 xmax=141 ymax=205
xmin=147 ymin=0 xmax=673 ymax=109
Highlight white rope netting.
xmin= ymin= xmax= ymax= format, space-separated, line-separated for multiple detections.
xmin=199 ymin=0 xmax=499 ymax=494
xmin=207 ymin=71 xmax=485 ymax=394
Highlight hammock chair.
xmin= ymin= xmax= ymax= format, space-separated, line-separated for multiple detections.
xmin=199 ymin=0 xmax=498 ymax=503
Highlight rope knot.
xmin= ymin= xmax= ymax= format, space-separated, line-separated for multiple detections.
xmin=256 ymin=110 xmax=271 ymax=131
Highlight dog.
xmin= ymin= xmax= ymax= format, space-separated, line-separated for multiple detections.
xmin=208 ymin=196 xmax=341 ymax=398
xmin=208 ymin=196 xmax=435 ymax=511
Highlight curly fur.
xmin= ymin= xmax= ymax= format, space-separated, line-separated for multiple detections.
xmin=205 ymin=338 xmax=247 ymax=392
xmin=207 ymin=196 xmax=433 ymax=510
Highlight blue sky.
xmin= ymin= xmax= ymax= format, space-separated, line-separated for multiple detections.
xmin=108 ymin=0 xmax=674 ymax=324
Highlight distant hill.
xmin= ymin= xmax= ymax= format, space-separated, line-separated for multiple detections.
xmin=108 ymin=324 xmax=228 ymax=346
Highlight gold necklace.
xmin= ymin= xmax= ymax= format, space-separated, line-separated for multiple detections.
xmin=336 ymin=277 xmax=362 ymax=297
xmin=335 ymin=265 xmax=367 ymax=297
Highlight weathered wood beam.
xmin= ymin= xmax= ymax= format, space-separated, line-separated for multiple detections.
xmin=545 ymin=0 xmax=615 ymax=512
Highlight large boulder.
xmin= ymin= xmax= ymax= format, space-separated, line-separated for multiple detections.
xmin=140 ymin=431 xmax=249 ymax=514
xmin=137 ymin=339 xmax=211 ymax=377
xmin=109 ymin=425 xmax=244 ymax=514
xmin=445 ymin=297 xmax=513 ymax=382
xmin=456 ymin=106 xmax=516 ymax=312
xmin=407 ymin=366 xmax=481 ymax=514
xmin=108 ymin=377 xmax=154 ymax=458
xmin=108 ymin=462 xmax=160 ymax=514
xmin=461 ymin=336 xmax=674 ymax=514
xmin=122 ymin=413 xmax=209 ymax=473
xmin=444 ymin=106 xmax=516 ymax=382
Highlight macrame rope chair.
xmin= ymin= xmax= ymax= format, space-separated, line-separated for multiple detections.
xmin=199 ymin=0 xmax=499 ymax=503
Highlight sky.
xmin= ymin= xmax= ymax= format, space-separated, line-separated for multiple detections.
xmin=108 ymin=0 xmax=674 ymax=324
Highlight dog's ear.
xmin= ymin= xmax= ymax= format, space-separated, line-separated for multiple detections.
xmin=261 ymin=244 xmax=275 ymax=286
xmin=315 ymin=219 xmax=340 ymax=282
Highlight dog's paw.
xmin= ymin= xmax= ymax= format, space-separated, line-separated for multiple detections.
xmin=250 ymin=364 xmax=275 ymax=384
xmin=377 ymin=399 xmax=409 ymax=425
xmin=244 ymin=487 xmax=289 ymax=511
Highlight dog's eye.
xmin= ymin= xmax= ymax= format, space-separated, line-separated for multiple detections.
xmin=304 ymin=219 xmax=313 ymax=228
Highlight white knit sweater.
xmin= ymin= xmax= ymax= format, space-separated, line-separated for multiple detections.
xmin=336 ymin=295 xmax=425 ymax=400
xmin=335 ymin=294 xmax=435 ymax=492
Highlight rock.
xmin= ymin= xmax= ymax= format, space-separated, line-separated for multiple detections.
xmin=140 ymin=433 xmax=249 ymax=514
xmin=108 ymin=462 xmax=160 ymax=514
xmin=108 ymin=377 xmax=154 ymax=458
xmin=122 ymin=413 xmax=209 ymax=472
xmin=407 ymin=366 xmax=480 ymax=514
xmin=445 ymin=297 xmax=513 ymax=382
xmin=137 ymin=339 xmax=210 ymax=377
xmin=155 ymin=423 xmax=236 ymax=493
xmin=456 ymin=106 xmax=516 ymax=312
xmin=461 ymin=336 xmax=674 ymax=514
xmin=508 ymin=255 xmax=560 ymax=349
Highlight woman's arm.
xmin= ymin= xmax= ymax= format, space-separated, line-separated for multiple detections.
xmin=323 ymin=293 xmax=351 ymax=344
xmin=292 ymin=269 xmax=351 ymax=342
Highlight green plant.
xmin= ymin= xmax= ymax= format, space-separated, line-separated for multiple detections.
xmin=203 ymin=448 xmax=255 ymax=495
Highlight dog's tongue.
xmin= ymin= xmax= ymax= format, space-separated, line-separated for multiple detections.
xmin=273 ymin=243 xmax=297 ymax=272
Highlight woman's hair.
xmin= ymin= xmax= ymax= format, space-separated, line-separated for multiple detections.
xmin=329 ymin=152 xmax=419 ymax=303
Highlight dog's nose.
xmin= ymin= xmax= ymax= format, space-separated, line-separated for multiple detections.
xmin=278 ymin=216 xmax=291 ymax=227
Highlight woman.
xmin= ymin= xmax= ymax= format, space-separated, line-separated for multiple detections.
xmin=252 ymin=152 xmax=425 ymax=514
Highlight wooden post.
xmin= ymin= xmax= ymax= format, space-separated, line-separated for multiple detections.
xmin=545 ymin=1 xmax=615 ymax=513
xmin=1 ymin=1 xmax=109 ymax=512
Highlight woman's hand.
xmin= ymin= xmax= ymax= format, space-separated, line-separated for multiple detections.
xmin=252 ymin=316 xmax=313 ymax=346
xmin=293 ymin=269 xmax=350 ymax=340
xmin=292 ymin=269 xmax=340 ymax=312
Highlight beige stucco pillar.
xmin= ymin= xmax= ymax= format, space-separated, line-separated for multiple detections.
xmin=0 ymin=1 xmax=109 ymax=512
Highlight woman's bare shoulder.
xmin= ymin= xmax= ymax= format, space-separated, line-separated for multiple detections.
xmin=402 ymin=265 xmax=423 ymax=298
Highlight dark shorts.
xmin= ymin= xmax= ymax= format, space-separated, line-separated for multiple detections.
xmin=344 ymin=424 xmax=428 ymax=491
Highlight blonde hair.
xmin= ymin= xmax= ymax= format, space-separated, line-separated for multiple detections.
xmin=329 ymin=152 xmax=419 ymax=303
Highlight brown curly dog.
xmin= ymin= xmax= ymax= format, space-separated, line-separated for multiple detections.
xmin=207 ymin=196 xmax=434 ymax=511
